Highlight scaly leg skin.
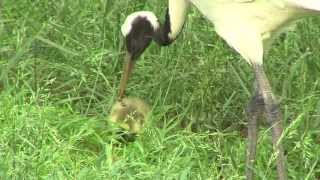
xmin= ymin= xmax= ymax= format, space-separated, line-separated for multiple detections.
xmin=246 ymin=87 xmax=264 ymax=180
xmin=253 ymin=64 xmax=287 ymax=180
xmin=267 ymin=103 xmax=287 ymax=180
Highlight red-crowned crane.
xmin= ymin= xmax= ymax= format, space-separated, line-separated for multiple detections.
xmin=114 ymin=0 xmax=320 ymax=179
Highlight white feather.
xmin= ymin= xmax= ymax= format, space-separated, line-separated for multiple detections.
xmin=288 ymin=0 xmax=320 ymax=11
xmin=168 ymin=0 xmax=190 ymax=39
xmin=189 ymin=0 xmax=303 ymax=64
xmin=121 ymin=11 xmax=160 ymax=36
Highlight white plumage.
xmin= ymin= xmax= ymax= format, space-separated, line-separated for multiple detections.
xmin=115 ymin=0 xmax=320 ymax=179
xmin=121 ymin=11 xmax=159 ymax=37
xmin=189 ymin=0 xmax=319 ymax=65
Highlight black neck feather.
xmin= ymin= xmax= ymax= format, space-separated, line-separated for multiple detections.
xmin=152 ymin=9 xmax=172 ymax=46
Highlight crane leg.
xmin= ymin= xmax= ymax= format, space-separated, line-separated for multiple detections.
xmin=252 ymin=64 xmax=287 ymax=180
xmin=246 ymin=86 xmax=264 ymax=180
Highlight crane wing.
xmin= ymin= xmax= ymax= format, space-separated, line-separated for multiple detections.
xmin=214 ymin=21 xmax=264 ymax=65
xmin=234 ymin=0 xmax=254 ymax=2
xmin=289 ymin=0 xmax=320 ymax=11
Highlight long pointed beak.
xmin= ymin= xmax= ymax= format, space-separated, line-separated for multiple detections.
xmin=118 ymin=52 xmax=134 ymax=102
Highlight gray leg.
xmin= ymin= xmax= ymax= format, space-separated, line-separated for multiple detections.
xmin=253 ymin=64 xmax=287 ymax=180
xmin=246 ymin=84 xmax=264 ymax=180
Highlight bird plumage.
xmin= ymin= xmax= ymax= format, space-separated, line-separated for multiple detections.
xmin=121 ymin=11 xmax=159 ymax=37
xmin=110 ymin=97 xmax=151 ymax=134
xmin=115 ymin=0 xmax=320 ymax=179
xmin=121 ymin=0 xmax=319 ymax=64
xmin=189 ymin=0 xmax=319 ymax=64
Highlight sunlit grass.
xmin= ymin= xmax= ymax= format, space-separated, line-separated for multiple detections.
xmin=1 ymin=0 xmax=320 ymax=179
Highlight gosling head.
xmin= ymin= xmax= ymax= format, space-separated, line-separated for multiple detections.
xmin=109 ymin=97 xmax=151 ymax=141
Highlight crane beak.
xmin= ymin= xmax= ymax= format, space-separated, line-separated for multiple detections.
xmin=118 ymin=51 xmax=134 ymax=102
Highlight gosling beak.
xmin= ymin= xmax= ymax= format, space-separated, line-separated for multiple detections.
xmin=116 ymin=130 xmax=137 ymax=143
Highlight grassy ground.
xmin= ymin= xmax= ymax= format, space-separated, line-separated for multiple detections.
xmin=1 ymin=0 xmax=320 ymax=179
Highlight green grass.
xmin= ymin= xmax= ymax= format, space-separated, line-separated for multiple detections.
xmin=1 ymin=0 xmax=320 ymax=179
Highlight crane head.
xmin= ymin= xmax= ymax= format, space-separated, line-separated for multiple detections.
xmin=116 ymin=11 xmax=160 ymax=102
xmin=121 ymin=11 xmax=160 ymax=60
